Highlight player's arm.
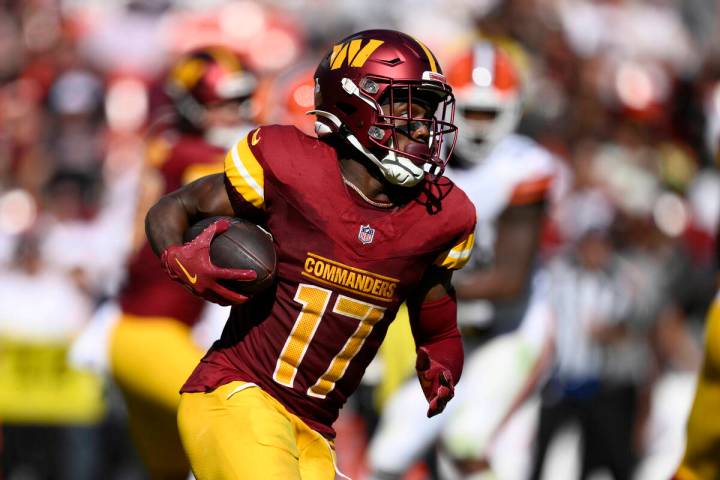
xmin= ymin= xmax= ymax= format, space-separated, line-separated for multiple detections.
xmin=407 ymin=266 xmax=463 ymax=418
xmin=453 ymin=201 xmax=545 ymax=301
xmin=131 ymin=165 xmax=165 ymax=254
xmin=146 ymin=173 xmax=233 ymax=254
xmin=146 ymin=173 xmax=256 ymax=305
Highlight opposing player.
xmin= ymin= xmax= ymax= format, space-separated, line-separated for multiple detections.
xmin=257 ymin=62 xmax=317 ymax=136
xmin=145 ymin=30 xmax=476 ymax=479
xmin=368 ymin=41 xmax=558 ymax=479
xmin=106 ymin=47 xmax=257 ymax=479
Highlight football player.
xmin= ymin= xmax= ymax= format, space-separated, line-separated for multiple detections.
xmin=675 ymin=137 xmax=720 ymax=479
xmin=368 ymin=41 xmax=558 ymax=480
xmin=675 ymin=293 xmax=720 ymax=480
xmin=145 ymin=30 xmax=476 ymax=480
xmin=103 ymin=47 xmax=257 ymax=479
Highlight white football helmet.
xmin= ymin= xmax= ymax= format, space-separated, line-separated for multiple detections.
xmin=447 ymin=42 xmax=522 ymax=163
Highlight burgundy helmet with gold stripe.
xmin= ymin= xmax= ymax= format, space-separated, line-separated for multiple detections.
xmin=312 ymin=29 xmax=457 ymax=187
xmin=165 ymin=46 xmax=257 ymax=130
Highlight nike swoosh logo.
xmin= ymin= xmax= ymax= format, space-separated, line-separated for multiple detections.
xmin=175 ymin=258 xmax=197 ymax=284
xmin=251 ymin=128 xmax=261 ymax=146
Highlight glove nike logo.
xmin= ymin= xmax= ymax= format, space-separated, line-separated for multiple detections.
xmin=251 ymin=128 xmax=261 ymax=146
xmin=175 ymin=258 xmax=198 ymax=284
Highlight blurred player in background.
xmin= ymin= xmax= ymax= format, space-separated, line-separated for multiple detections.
xmin=677 ymin=297 xmax=720 ymax=480
xmin=145 ymin=29 xmax=476 ymax=480
xmin=369 ymin=41 xmax=558 ymax=480
xmin=72 ymin=46 xmax=257 ymax=480
xmin=676 ymin=135 xmax=720 ymax=479
xmin=255 ymin=62 xmax=317 ymax=137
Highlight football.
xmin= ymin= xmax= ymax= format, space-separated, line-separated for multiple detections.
xmin=184 ymin=216 xmax=277 ymax=295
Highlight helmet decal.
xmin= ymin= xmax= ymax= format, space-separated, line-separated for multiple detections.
xmin=330 ymin=39 xmax=385 ymax=70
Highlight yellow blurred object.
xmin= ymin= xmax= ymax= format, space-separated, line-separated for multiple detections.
xmin=110 ymin=314 xmax=204 ymax=412
xmin=181 ymin=162 xmax=224 ymax=185
xmin=659 ymin=142 xmax=697 ymax=193
xmin=0 ymin=337 xmax=104 ymax=424
xmin=110 ymin=314 xmax=205 ymax=478
xmin=677 ymin=295 xmax=720 ymax=480
xmin=145 ymin=135 xmax=173 ymax=168
xmin=375 ymin=303 xmax=417 ymax=410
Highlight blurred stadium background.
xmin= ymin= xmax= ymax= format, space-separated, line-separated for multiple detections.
xmin=0 ymin=0 xmax=719 ymax=479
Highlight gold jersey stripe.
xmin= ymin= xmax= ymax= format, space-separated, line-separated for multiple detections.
xmin=434 ymin=232 xmax=475 ymax=270
xmin=224 ymin=134 xmax=265 ymax=209
xmin=181 ymin=162 xmax=224 ymax=185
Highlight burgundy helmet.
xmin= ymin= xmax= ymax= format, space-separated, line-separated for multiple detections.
xmin=312 ymin=29 xmax=457 ymax=186
xmin=165 ymin=46 xmax=257 ymax=129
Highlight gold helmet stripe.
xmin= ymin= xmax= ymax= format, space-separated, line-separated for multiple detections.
xmin=411 ymin=37 xmax=437 ymax=73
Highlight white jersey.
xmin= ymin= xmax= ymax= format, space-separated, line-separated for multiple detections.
xmin=446 ymin=133 xmax=558 ymax=262
xmin=369 ymin=135 xmax=561 ymax=477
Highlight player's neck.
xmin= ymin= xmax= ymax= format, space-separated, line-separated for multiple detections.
xmin=339 ymin=158 xmax=395 ymax=208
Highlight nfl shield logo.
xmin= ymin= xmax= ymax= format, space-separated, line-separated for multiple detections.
xmin=358 ymin=224 xmax=375 ymax=244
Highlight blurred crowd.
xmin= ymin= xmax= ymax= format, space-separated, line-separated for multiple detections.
xmin=0 ymin=0 xmax=719 ymax=479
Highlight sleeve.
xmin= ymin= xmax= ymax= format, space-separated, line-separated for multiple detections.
xmin=508 ymin=174 xmax=553 ymax=206
xmin=160 ymin=139 xmax=225 ymax=190
xmin=433 ymin=204 xmax=477 ymax=270
xmin=410 ymin=293 xmax=463 ymax=385
xmin=223 ymin=128 xmax=269 ymax=223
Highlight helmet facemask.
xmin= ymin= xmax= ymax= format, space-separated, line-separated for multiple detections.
xmin=311 ymin=29 xmax=459 ymax=186
xmin=314 ymin=74 xmax=457 ymax=187
xmin=370 ymin=76 xmax=457 ymax=185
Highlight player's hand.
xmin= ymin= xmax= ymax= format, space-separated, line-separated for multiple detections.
xmin=161 ymin=218 xmax=257 ymax=306
xmin=415 ymin=346 xmax=455 ymax=418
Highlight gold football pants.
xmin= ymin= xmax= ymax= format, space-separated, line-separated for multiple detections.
xmin=677 ymin=297 xmax=720 ymax=480
xmin=178 ymin=381 xmax=343 ymax=480
xmin=110 ymin=315 xmax=205 ymax=480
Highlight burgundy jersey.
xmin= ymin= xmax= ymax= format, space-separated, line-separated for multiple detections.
xmin=182 ymin=125 xmax=476 ymax=436
xmin=120 ymin=134 xmax=226 ymax=325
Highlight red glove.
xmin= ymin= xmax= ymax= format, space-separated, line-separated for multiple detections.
xmin=161 ymin=218 xmax=257 ymax=306
xmin=416 ymin=346 xmax=455 ymax=417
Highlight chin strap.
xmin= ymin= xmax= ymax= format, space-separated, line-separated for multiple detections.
xmin=309 ymin=109 xmax=424 ymax=187
xmin=375 ymin=148 xmax=425 ymax=187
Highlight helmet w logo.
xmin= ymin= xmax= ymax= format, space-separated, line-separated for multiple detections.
xmin=330 ymin=39 xmax=384 ymax=70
